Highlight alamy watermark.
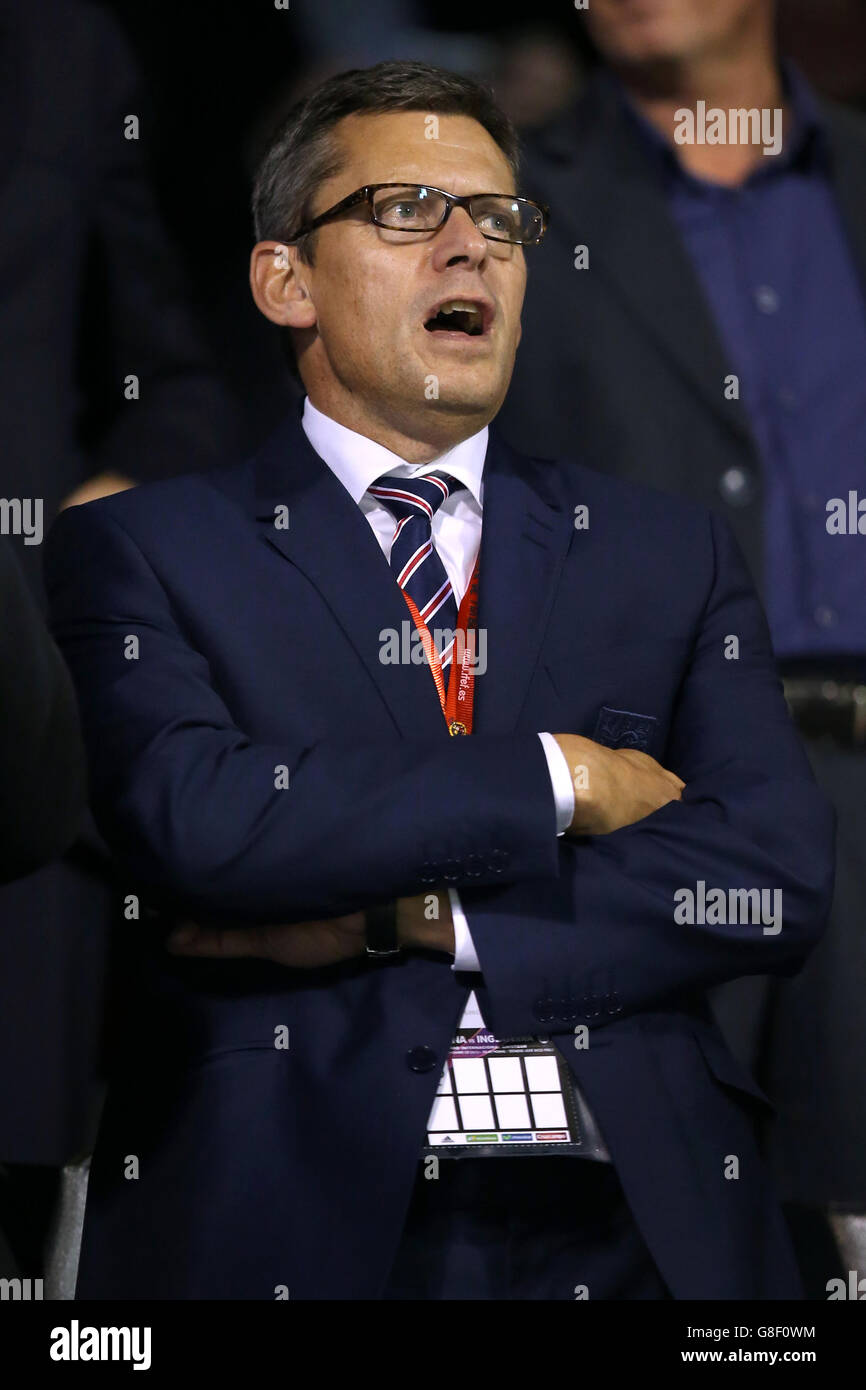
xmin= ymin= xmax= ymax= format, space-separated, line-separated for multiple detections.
xmin=674 ymin=880 xmax=782 ymax=935
xmin=0 ymin=497 xmax=43 ymax=545
xmin=0 ymin=1277 xmax=42 ymax=1300
xmin=826 ymin=490 xmax=866 ymax=534
xmin=49 ymin=1320 xmax=151 ymax=1370
xmin=379 ymin=622 xmax=487 ymax=675
xmin=674 ymin=103 xmax=782 ymax=157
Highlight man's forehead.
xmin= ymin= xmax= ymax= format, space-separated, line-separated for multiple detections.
xmin=329 ymin=110 xmax=514 ymax=191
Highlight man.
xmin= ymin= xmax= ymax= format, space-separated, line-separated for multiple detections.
xmin=46 ymin=60 xmax=833 ymax=1301
xmin=499 ymin=0 xmax=866 ymax=1283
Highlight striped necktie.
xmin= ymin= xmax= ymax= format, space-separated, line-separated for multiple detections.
xmin=368 ymin=470 xmax=466 ymax=665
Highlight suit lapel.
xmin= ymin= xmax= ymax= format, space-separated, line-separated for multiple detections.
xmin=531 ymin=78 xmax=754 ymax=446
xmin=473 ymin=431 xmax=572 ymax=734
xmin=246 ymin=412 xmax=572 ymax=741
xmin=250 ymin=411 xmax=446 ymax=739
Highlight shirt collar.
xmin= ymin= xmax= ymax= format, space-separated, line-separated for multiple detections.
xmin=301 ymin=396 xmax=488 ymax=508
xmin=602 ymin=57 xmax=829 ymax=186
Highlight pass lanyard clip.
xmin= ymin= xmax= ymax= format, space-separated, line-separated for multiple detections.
xmin=401 ymin=555 xmax=480 ymax=736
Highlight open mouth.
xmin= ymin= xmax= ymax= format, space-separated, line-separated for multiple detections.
xmin=423 ymin=299 xmax=489 ymax=336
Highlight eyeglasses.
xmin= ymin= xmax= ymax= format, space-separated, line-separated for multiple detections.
xmin=287 ymin=183 xmax=549 ymax=247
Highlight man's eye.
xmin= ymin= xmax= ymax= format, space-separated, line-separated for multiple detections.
xmin=387 ymin=201 xmax=421 ymax=221
xmin=478 ymin=212 xmax=515 ymax=235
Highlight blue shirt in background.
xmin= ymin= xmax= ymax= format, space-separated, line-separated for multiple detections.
xmin=614 ymin=64 xmax=866 ymax=660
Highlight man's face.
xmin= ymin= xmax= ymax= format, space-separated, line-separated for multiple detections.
xmin=292 ymin=111 xmax=526 ymax=430
xmin=585 ymin=0 xmax=766 ymax=66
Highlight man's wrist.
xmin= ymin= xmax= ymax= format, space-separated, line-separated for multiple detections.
xmin=397 ymin=892 xmax=454 ymax=951
xmin=553 ymin=733 xmax=599 ymax=834
xmin=365 ymin=900 xmax=401 ymax=956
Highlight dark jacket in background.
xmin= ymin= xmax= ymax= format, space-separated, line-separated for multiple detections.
xmin=0 ymin=540 xmax=85 ymax=884
xmin=501 ymin=71 xmax=866 ymax=1204
xmin=0 ymin=0 xmax=238 ymax=1164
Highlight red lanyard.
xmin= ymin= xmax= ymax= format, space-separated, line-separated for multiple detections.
xmin=401 ymin=556 xmax=480 ymax=736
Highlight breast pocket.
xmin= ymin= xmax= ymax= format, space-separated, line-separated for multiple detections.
xmin=593 ymin=705 xmax=660 ymax=754
xmin=542 ymin=633 xmax=688 ymax=756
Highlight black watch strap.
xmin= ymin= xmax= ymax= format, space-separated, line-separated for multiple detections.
xmin=365 ymin=900 xmax=401 ymax=957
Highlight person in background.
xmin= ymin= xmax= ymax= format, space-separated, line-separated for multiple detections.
xmin=0 ymin=538 xmax=86 ymax=1277
xmin=0 ymin=541 xmax=85 ymax=887
xmin=0 ymin=0 xmax=237 ymax=1281
xmin=500 ymin=0 xmax=866 ymax=1292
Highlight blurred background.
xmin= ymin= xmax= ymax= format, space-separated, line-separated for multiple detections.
xmin=99 ymin=0 xmax=866 ymax=450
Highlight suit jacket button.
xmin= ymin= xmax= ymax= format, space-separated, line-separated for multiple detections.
xmin=489 ymin=849 xmax=510 ymax=874
xmin=442 ymin=858 xmax=463 ymax=882
xmin=406 ymin=1045 xmax=437 ymax=1073
xmin=532 ymin=997 xmax=556 ymax=1024
xmin=718 ymin=466 xmax=756 ymax=507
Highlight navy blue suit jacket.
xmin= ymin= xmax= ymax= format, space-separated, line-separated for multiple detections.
xmin=45 ymin=409 xmax=834 ymax=1299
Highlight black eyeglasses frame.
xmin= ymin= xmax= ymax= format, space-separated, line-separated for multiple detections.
xmin=285 ymin=182 xmax=550 ymax=246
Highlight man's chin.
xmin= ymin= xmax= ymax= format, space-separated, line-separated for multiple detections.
xmin=418 ymin=383 xmax=501 ymax=420
xmin=413 ymin=357 xmax=506 ymax=412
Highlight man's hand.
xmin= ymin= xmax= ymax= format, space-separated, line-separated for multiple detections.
xmin=59 ymin=471 xmax=135 ymax=511
xmin=553 ymin=733 xmax=685 ymax=836
xmin=165 ymin=891 xmax=456 ymax=966
xmin=166 ymin=910 xmax=367 ymax=969
xmin=396 ymin=891 xmax=455 ymax=953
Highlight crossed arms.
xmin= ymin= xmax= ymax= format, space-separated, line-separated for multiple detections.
xmin=45 ymin=502 xmax=835 ymax=1033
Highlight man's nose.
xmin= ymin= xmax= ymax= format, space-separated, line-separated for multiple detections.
xmin=430 ymin=205 xmax=488 ymax=270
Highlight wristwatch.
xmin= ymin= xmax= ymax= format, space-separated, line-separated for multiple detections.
xmin=365 ymin=900 xmax=402 ymax=958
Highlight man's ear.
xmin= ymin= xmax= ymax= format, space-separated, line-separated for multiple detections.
xmin=249 ymin=241 xmax=318 ymax=329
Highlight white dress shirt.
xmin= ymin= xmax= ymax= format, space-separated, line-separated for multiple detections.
xmin=302 ymin=397 xmax=575 ymax=987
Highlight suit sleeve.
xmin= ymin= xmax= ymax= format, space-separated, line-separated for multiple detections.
xmin=462 ymin=512 xmax=836 ymax=1040
xmin=0 ymin=542 xmax=86 ymax=883
xmin=45 ymin=504 xmax=561 ymax=921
